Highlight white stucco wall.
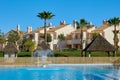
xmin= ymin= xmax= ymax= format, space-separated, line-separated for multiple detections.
xmin=87 ymin=27 xmax=96 ymax=33
xmin=104 ymin=25 xmax=120 ymax=46
xmin=49 ymin=24 xmax=75 ymax=50
xmin=48 ymin=34 xmax=54 ymax=50
xmin=39 ymin=27 xmax=53 ymax=33
xmin=104 ymin=26 xmax=114 ymax=45
xmin=34 ymin=33 xmax=38 ymax=47
xmin=56 ymin=24 xmax=75 ymax=37
xmin=83 ymin=32 xmax=87 ymax=40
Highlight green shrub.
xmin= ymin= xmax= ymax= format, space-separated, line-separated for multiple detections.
xmin=69 ymin=48 xmax=77 ymax=51
xmin=53 ymin=50 xmax=80 ymax=57
xmin=62 ymin=48 xmax=77 ymax=51
xmin=18 ymin=52 xmax=31 ymax=57
xmin=0 ymin=52 xmax=3 ymax=57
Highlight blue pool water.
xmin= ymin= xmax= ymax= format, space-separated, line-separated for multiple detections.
xmin=0 ymin=64 xmax=120 ymax=80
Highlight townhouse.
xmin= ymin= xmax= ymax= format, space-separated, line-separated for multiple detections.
xmin=24 ymin=20 xmax=96 ymax=50
xmin=47 ymin=21 xmax=76 ymax=50
xmin=67 ymin=25 xmax=96 ymax=49
xmin=3 ymin=20 xmax=120 ymax=52
xmin=91 ymin=20 xmax=120 ymax=47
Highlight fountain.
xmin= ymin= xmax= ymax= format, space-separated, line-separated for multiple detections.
xmin=33 ymin=49 xmax=53 ymax=67
xmin=33 ymin=41 xmax=54 ymax=67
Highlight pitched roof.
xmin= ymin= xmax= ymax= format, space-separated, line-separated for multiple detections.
xmin=17 ymin=30 xmax=24 ymax=38
xmin=5 ymin=30 xmax=24 ymax=39
xmin=47 ymin=24 xmax=69 ymax=32
xmin=83 ymin=34 xmax=115 ymax=52
xmin=91 ymin=24 xmax=109 ymax=33
xmin=3 ymin=42 xmax=18 ymax=53
xmin=74 ymin=26 xmax=92 ymax=33
xmin=30 ymin=28 xmax=44 ymax=33
xmin=74 ymin=27 xmax=87 ymax=32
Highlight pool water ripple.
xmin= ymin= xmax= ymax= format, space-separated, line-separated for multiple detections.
xmin=0 ymin=65 xmax=120 ymax=80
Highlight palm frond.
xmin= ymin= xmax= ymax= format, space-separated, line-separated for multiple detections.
xmin=108 ymin=17 xmax=120 ymax=26
xmin=37 ymin=11 xmax=55 ymax=20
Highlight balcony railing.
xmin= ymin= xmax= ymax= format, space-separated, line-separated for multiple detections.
xmin=67 ymin=39 xmax=81 ymax=44
xmin=72 ymin=39 xmax=81 ymax=44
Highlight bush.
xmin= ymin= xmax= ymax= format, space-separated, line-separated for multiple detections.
xmin=0 ymin=52 xmax=3 ymax=57
xmin=18 ymin=52 xmax=31 ymax=57
xmin=54 ymin=53 xmax=68 ymax=57
xmin=62 ymin=48 xmax=77 ymax=51
xmin=53 ymin=50 xmax=80 ymax=57
xmin=69 ymin=48 xmax=77 ymax=51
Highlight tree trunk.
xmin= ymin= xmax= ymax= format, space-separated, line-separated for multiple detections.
xmin=114 ymin=25 xmax=118 ymax=50
xmin=44 ymin=19 xmax=47 ymax=44
xmin=81 ymin=29 xmax=83 ymax=56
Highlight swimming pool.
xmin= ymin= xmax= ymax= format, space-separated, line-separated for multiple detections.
xmin=0 ymin=64 xmax=120 ymax=80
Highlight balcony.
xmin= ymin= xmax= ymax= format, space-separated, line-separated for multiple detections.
xmin=67 ymin=39 xmax=81 ymax=44
xmin=67 ymin=40 xmax=72 ymax=44
xmin=72 ymin=39 xmax=81 ymax=44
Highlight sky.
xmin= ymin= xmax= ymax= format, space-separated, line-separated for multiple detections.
xmin=0 ymin=0 xmax=120 ymax=33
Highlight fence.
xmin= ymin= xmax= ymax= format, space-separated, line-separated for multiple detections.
xmin=0 ymin=57 xmax=120 ymax=66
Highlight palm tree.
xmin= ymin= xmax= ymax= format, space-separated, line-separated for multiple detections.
xmin=76 ymin=19 xmax=88 ymax=56
xmin=37 ymin=11 xmax=55 ymax=43
xmin=108 ymin=17 xmax=120 ymax=50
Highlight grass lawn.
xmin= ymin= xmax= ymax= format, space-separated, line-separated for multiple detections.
xmin=0 ymin=50 xmax=120 ymax=57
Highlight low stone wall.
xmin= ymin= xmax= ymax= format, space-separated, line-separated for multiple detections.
xmin=0 ymin=57 xmax=120 ymax=66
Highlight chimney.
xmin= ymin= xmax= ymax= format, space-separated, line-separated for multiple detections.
xmin=27 ymin=26 xmax=32 ymax=33
xmin=103 ymin=20 xmax=108 ymax=25
xmin=60 ymin=21 xmax=63 ymax=25
xmin=17 ymin=24 xmax=20 ymax=31
xmin=63 ymin=20 xmax=66 ymax=24
xmin=48 ymin=22 xmax=52 ymax=27
xmin=89 ymin=22 xmax=92 ymax=26
xmin=60 ymin=20 xmax=66 ymax=25
xmin=30 ymin=26 xmax=32 ymax=31
xmin=73 ymin=20 xmax=77 ymax=30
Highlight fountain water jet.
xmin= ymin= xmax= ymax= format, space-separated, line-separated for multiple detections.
xmin=33 ymin=41 xmax=54 ymax=67
xmin=34 ymin=49 xmax=53 ymax=67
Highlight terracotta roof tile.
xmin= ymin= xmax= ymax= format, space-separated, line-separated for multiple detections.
xmin=91 ymin=24 xmax=109 ymax=33
xmin=5 ymin=30 xmax=24 ymax=39
xmin=30 ymin=28 xmax=44 ymax=33
xmin=74 ymin=27 xmax=91 ymax=33
xmin=47 ymin=24 xmax=69 ymax=32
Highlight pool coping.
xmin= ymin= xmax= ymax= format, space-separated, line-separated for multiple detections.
xmin=0 ymin=63 xmax=115 ymax=67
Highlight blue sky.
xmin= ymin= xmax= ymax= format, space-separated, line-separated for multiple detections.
xmin=0 ymin=0 xmax=120 ymax=33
